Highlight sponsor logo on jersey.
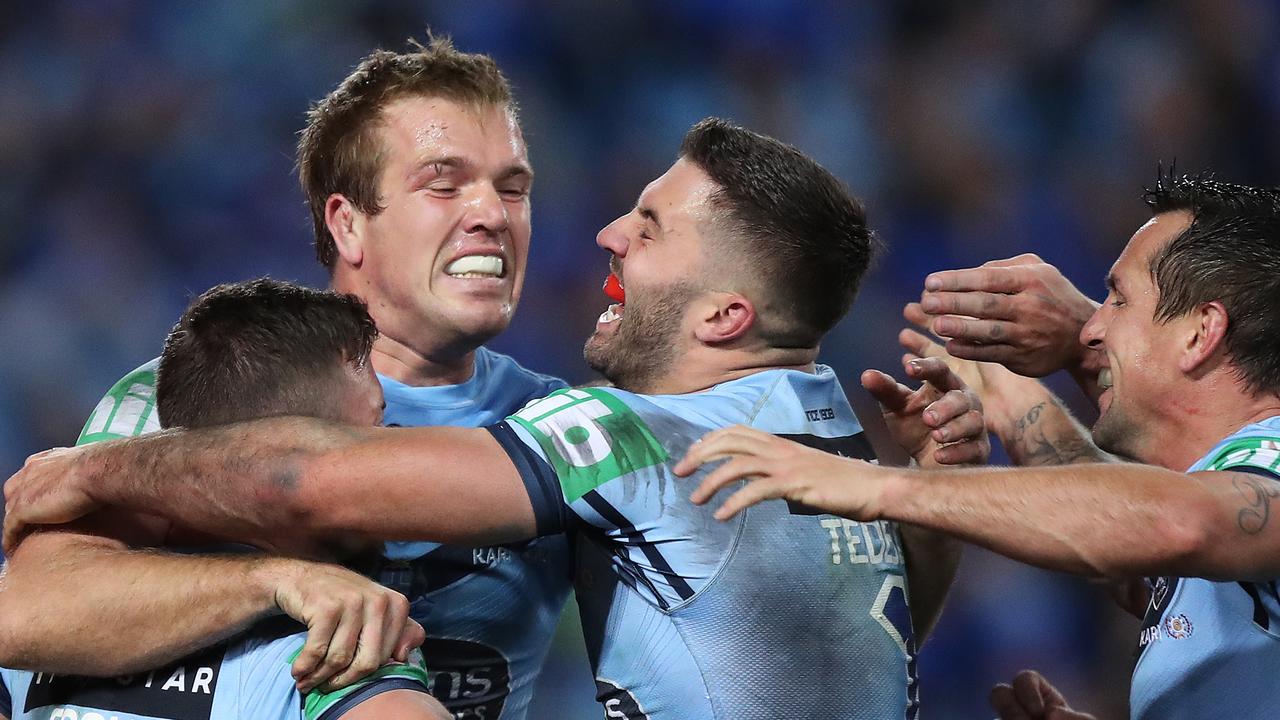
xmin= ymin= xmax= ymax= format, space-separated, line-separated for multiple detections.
xmin=594 ymin=679 xmax=650 ymax=720
xmin=511 ymin=389 xmax=668 ymax=501
xmin=423 ymin=638 xmax=511 ymax=719
xmin=24 ymin=643 xmax=224 ymax=719
xmin=1163 ymin=613 xmax=1194 ymax=640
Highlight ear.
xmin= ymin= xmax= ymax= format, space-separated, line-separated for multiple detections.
xmin=1178 ymin=300 xmax=1229 ymax=374
xmin=325 ymin=194 xmax=366 ymax=267
xmin=693 ymin=292 xmax=755 ymax=344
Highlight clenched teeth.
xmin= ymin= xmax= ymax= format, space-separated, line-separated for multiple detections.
xmin=446 ymin=256 xmax=505 ymax=278
xmin=1098 ymin=368 xmax=1113 ymax=390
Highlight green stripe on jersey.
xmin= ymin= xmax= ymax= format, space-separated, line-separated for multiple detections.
xmin=1205 ymin=436 xmax=1280 ymax=473
xmin=288 ymin=647 xmax=431 ymax=720
xmin=78 ymin=367 xmax=161 ymax=445
xmin=510 ymin=388 xmax=668 ymax=502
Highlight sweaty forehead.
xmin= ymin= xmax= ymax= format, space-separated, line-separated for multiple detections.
xmin=639 ymin=158 xmax=721 ymax=226
xmin=380 ymin=96 xmax=527 ymax=162
xmin=1115 ymin=210 xmax=1194 ymax=275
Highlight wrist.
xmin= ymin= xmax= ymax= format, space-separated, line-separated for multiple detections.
xmin=979 ymin=370 xmax=1046 ymax=439
xmin=873 ymin=466 xmax=916 ymax=523
xmin=247 ymin=556 xmax=296 ymax=616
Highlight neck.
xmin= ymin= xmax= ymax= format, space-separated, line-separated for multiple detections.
xmin=641 ymin=345 xmax=819 ymax=395
xmin=1143 ymin=383 xmax=1280 ymax=470
xmin=370 ymin=335 xmax=478 ymax=387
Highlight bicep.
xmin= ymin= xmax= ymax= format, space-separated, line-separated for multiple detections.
xmin=1188 ymin=469 xmax=1280 ymax=580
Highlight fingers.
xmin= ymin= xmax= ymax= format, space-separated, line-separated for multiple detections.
xmin=394 ymin=620 xmax=426 ymax=662
xmin=902 ymin=356 xmax=967 ymax=394
xmin=902 ymin=302 xmax=932 ymax=331
xmin=931 ymin=315 xmax=1019 ymax=345
xmin=933 ymin=436 xmax=990 ymax=465
xmin=324 ymin=592 xmax=400 ymax=689
xmin=299 ymin=604 xmax=362 ymax=692
xmin=674 ymin=425 xmax=769 ymax=477
xmin=989 ymin=683 xmax=1034 ymax=720
xmin=899 ymin=327 xmax=945 ymax=360
xmin=983 ymin=253 xmax=1042 ymax=268
xmin=2 ymin=516 xmax=27 ymax=556
xmin=860 ymin=369 xmax=913 ymax=412
xmin=711 ymin=478 xmax=789 ymax=521
xmin=690 ymin=456 xmax=768 ymax=507
xmin=924 ymin=266 xmax=1025 ymax=294
xmin=1013 ymin=670 xmax=1049 ymax=716
xmin=920 ymin=291 xmax=1017 ymax=321
xmin=292 ymin=604 xmax=342 ymax=690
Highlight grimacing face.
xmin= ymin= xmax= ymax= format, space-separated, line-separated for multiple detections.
xmin=340 ymin=95 xmax=533 ymax=355
xmin=1082 ymin=210 xmax=1194 ymax=462
xmin=584 ymin=158 xmax=718 ymax=391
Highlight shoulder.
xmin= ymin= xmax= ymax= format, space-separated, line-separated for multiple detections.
xmin=476 ymin=347 xmax=567 ymax=398
xmin=78 ymin=357 xmax=163 ymax=444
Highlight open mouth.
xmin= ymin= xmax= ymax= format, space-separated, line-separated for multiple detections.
xmin=598 ymin=273 xmax=625 ymax=324
xmin=445 ymin=255 xmax=506 ymax=279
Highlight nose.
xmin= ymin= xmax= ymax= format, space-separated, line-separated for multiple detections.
xmin=1080 ymin=305 xmax=1106 ymax=351
xmin=462 ymin=184 xmax=508 ymax=237
xmin=595 ymin=215 xmax=630 ymax=257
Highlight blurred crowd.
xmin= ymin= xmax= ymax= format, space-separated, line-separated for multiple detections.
xmin=3 ymin=1 xmax=1278 ymax=717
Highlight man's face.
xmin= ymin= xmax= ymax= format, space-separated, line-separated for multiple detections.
xmin=1081 ymin=210 xmax=1193 ymax=461
xmin=584 ymin=158 xmax=719 ymax=391
xmin=333 ymin=360 xmax=386 ymax=427
xmin=344 ymin=96 xmax=532 ymax=354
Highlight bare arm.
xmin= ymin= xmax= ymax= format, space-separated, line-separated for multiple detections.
xmin=682 ymin=433 xmax=1276 ymax=581
xmin=4 ymin=418 xmax=537 ymax=554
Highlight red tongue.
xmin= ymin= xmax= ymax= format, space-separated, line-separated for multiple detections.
xmin=603 ymin=273 xmax=625 ymax=303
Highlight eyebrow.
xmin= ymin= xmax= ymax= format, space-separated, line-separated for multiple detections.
xmin=409 ymin=156 xmax=534 ymax=182
xmin=1105 ymin=273 xmax=1123 ymax=294
xmin=637 ymin=206 xmax=663 ymax=232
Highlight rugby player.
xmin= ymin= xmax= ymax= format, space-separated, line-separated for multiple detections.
xmin=4 ymin=118 xmax=989 ymax=719
xmin=0 ymin=278 xmax=449 ymax=720
xmin=0 ymin=37 xmax=570 ymax=718
xmin=677 ymin=174 xmax=1280 ymax=719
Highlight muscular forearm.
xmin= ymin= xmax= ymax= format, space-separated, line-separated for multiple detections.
xmin=0 ymin=532 xmax=282 ymax=675
xmin=77 ymin=417 xmax=534 ymax=550
xmin=880 ymin=463 xmax=1249 ymax=579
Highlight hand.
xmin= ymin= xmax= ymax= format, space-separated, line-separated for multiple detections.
xmin=918 ymin=254 xmax=1099 ymax=378
xmin=990 ymin=670 xmax=1096 ymax=720
xmin=862 ymin=356 xmax=990 ymax=468
xmin=265 ymin=559 xmax=422 ymax=692
xmin=4 ymin=446 xmax=103 ymax=553
xmin=676 ymin=425 xmax=893 ymax=521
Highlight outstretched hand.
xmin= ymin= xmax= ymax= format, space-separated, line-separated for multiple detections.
xmin=675 ymin=425 xmax=892 ymax=521
xmin=916 ymin=254 xmax=1099 ymax=378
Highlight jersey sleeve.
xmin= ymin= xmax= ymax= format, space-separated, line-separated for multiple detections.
xmin=1204 ymin=435 xmax=1280 ymax=477
xmin=486 ymin=387 xmax=673 ymax=536
xmin=77 ymin=359 xmax=162 ymax=445
xmin=292 ymin=647 xmax=433 ymax=720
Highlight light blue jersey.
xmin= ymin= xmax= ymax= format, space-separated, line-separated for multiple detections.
xmin=78 ymin=348 xmax=571 ymax=720
xmin=489 ymin=367 xmax=918 ymax=720
xmin=0 ymin=618 xmax=431 ymax=720
xmin=1131 ymin=415 xmax=1280 ymax=720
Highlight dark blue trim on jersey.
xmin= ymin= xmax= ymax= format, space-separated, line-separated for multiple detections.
xmin=486 ymin=421 xmax=571 ymax=537
xmin=581 ymin=490 xmax=697 ymax=605
xmin=0 ymin=670 xmax=11 ymax=718
xmin=319 ymin=678 xmax=433 ymax=720
xmin=1228 ymin=465 xmax=1280 ymax=481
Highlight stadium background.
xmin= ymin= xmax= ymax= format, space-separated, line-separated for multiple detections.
xmin=3 ymin=1 xmax=1279 ymax=717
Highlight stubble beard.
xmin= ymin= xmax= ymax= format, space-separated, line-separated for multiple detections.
xmin=584 ymin=282 xmax=698 ymax=393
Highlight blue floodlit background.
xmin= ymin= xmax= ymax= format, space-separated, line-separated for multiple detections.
xmin=4 ymin=1 xmax=1279 ymax=717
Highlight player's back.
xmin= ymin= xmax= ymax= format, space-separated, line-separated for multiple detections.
xmin=0 ymin=617 xmax=432 ymax=720
xmin=496 ymin=366 xmax=917 ymax=719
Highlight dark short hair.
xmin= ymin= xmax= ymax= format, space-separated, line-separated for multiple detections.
xmin=297 ymin=34 xmax=516 ymax=271
xmin=1145 ymin=169 xmax=1280 ymax=396
xmin=157 ymin=278 xmax=378 ymax=428
xmin=679 ymin=118 xmax=878 ymax=348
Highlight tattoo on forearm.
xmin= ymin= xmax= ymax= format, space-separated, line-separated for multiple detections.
xmin=1006 ymin=401 xmax=1100 ymax=466
xmin=1234 ymin=476 xmax=1279 ymax=534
